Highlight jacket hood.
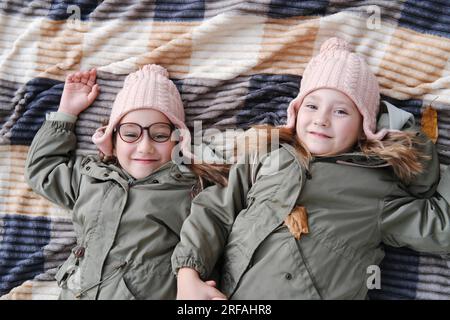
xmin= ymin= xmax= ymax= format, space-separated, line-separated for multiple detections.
xmin=377 ymin=100 xmax=415 ymax=131
xmin=374 ymin=101 xmax=439 ymax=189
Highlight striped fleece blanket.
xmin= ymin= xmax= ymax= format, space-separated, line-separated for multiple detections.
xmin=0 ymin=0 xmax=449 ymax=300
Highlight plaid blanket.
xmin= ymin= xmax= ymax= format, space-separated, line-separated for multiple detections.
xmin=0 ymin=0 xmax=449 ymax=300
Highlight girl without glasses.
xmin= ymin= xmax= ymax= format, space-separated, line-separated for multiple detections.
xmin=172 ymin=38 xmax=450 ymax=300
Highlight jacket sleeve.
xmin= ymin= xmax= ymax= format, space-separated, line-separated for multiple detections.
xmin=25 ymin=119 xmax=84 ymax=210
xmin=380 ymin=164 xmax=450 ymax=254
xmin=171 ymin=152 xmax=262 ymax=280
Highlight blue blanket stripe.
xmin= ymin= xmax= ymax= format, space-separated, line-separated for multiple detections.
xmin=0 ymin=214 xmax=50 ymax=296
xmin=399 ymin=0 xmax=450 ymax=38
xmin=267 ymin=0 xmax=329 ymax=18
xmin=238 ymin=73 xmax=301 ymax=128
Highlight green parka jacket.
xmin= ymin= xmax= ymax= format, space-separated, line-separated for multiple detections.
xmin=172 ymin=102 xmax=450 ymax=299
xmin=25 ymin=116 xmax=198 ymax=299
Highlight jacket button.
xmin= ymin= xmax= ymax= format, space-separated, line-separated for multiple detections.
xmin=175 ymin=174 xmax=182 ymax=179
xmin=152 ymin=179 xmax=159 ymax=184
xmin=103 ymin=173 xmax=109 ymax=177
xmin=74 ymin=246 xmax=85 ymax=258
xmin=285 ymin=273 xmax=293 ymax=280
xmin=86 ymin=166 xmax=91 ymax=171
xmin=305 ymin=170 xmax=312 ymax=180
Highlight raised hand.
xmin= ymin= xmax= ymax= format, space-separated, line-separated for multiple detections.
xmin=58 ymin=68 xmax=100 ymax=116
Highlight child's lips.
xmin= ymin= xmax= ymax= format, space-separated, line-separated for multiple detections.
xmin=133 ymin=158 xmax=158 ymax=163
xmin=309 ymin=131 xmax=332 ymax=139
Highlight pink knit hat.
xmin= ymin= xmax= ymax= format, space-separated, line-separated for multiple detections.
xmin=92 ymin=64 xmax=193 ymax=159
xmin=286 ymin=37 xmax=388 ymax=141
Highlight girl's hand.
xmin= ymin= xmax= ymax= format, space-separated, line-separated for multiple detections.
xmin=177 ymin=268 xmax=227 ymax=300
xmin=58 ymin=68 xmax=100 ymax=116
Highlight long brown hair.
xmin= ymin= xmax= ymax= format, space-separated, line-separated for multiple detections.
xmin=250 ymin=125 xmax=312 ymax=169
xmin=247 ymin=124 xmax=428 ymax=185
xmin=359 ymin=131 xmax=429 ymax=184
xmin=186 ymin=125 xmax=311 ymax=193
xmin=181 ymin=124 xmax=428 ymax=187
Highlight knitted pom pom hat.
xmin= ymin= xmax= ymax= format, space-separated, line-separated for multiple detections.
xmin=286 ymin=37 xmax=388 ymax=141
xmin=92 ymin=64 xmax=193 ymax=159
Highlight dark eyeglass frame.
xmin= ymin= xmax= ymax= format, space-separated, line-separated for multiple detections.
xmin=114 ymin=122 xmax=175 ymax=144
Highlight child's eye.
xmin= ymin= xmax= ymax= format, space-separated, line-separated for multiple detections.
xmin=153 ymin=134 xmax=170 ymax=141
xmin=124 ymin=132 xmax=139 ymax=138
xmin=334 ymin=109 xmax=349 ymax=116
xmin=305 ymin=104 xmax=317 ymax=110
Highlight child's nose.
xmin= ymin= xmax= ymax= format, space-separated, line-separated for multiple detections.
xmin=137 ymin=132 xmax=155 ymax=153
xmin=313 ymin=114 xmax=330 ymax=127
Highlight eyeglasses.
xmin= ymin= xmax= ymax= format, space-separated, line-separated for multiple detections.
xmin=115 ymin=122 xmax=175 ymax=143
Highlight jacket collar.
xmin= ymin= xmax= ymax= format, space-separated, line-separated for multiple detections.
xmin=313 ymin=153 xmax=390 ymax=168
xmin=281 ymin=144 xmax=389 ymax=169
xmin=80 ymin=156 xmax=196 ymax=187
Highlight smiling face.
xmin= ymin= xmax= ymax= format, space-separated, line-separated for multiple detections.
xmin=295 ymin=88 xmax=363 ymax=156
xmin=114 ymin=109 xmax=176 ymax=179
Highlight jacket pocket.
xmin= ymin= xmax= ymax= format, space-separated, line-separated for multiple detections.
xmin=115 ymin=277 xmax=136 ymax=300
xmin=296 ymin=228 xmax=368 ymax=299
xmin=122 ymin=257 xmax=176 ymax=299
xmin=293 ymin=237 xmax=323 ymax=299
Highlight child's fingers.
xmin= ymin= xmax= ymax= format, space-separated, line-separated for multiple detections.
xmin=72 ymin=72 xmax=81 ymax=83
xmin=205 ymin=280 xmax=217 ymax=287
xmin=65 ymin=74 xmax=74 ymax=83
xmin=208 ymin=286 xmax=227 ymax=300
xmin=80 ymin=71 xmax=90 ymax=85
xmin=86 ymin=68 xmax=97 ymax=87
xmin=211 ymin=292 xmax=227 ymax=300
xmin=87 ymin=84 xmax=100 ymax=105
